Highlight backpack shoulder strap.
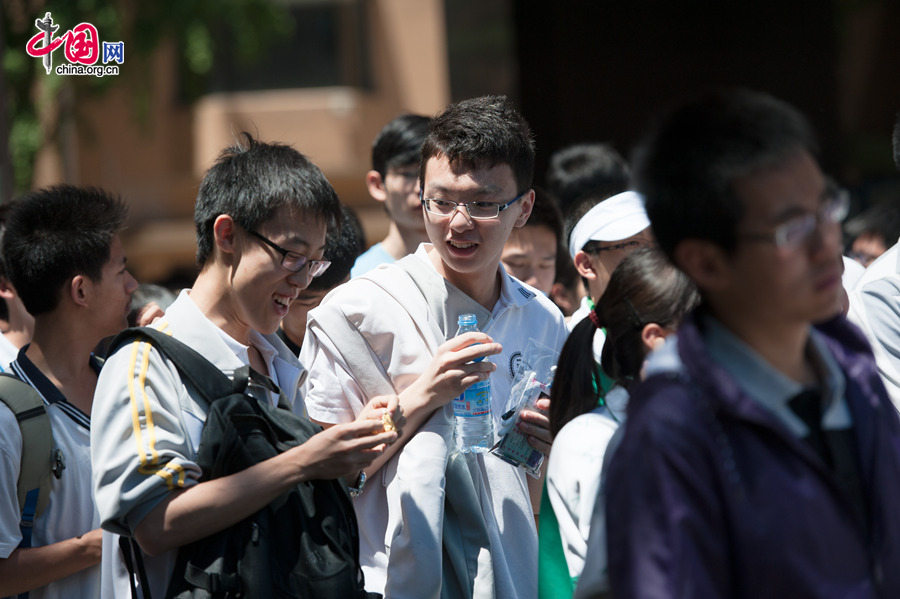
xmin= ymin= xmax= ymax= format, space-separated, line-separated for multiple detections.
xmin=0 ymin=372 xmax=54 ymax=547
xmin=107 ymin=327 xmax=236 ymax=404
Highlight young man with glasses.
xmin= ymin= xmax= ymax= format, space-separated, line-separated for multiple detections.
xmin=569 ymin=191 xmax=654 ymax=319
xmin=91 ymin=135 xmax=398 ymax=598
xmin=352 ymin=114 xmax=433 ymax=277
xmin=592 ymin=90 xmax=900 ymax=598
xmin=301 ymin=96 xmax=568 ymax=598
xmin=566 ymin=190 xmax=654 ymax=369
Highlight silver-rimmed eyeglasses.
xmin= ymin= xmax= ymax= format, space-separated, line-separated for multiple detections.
xmin=420 ymin=190 xmax=527 ymax=220
xmin=739 ymin=186 xmax=850 ymax=250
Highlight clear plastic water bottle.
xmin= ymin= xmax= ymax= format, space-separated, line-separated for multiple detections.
xmin=453 ymin=313 xmax=494 ymax=453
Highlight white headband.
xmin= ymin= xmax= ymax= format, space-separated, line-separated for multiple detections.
xmin=568 ymin=191 xmax=651 ymax=258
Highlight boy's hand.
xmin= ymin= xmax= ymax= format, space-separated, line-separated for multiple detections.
xmin=518 ymin=396 xmax=553 ymax=454
xmin=402 ymin=332 xmax=501 ymax=411
xmin=298 ymin=419 xmax=398 ymax=481
xmin=358 ymin=394 xmax=404 ymax=439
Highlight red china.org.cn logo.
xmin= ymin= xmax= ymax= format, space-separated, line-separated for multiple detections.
xmin=25 ymin=12 xmax=123 ymax=78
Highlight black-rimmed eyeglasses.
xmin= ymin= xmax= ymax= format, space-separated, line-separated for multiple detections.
xmin=247 ymin=230 xmax=331 ymax=278
xmin=583 ymin=239 xmax=655 ymax=254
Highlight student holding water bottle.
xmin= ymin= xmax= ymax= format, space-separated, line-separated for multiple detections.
xmin=300 ymin=95 xmax=568 ymax=599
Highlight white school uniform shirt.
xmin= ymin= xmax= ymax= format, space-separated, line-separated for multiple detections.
xmin=848 ymin=241 xmax=900 ymax=412
xmin=546 ymin=386 xmax=628 ymax=584
xmin=0 ymin=332 xmax=19 ymax=372
xmin=91 ymin=290 xmax=305 ymax=599
xmin=0 ymin=350 xmax=101 ymax=599
xmin=301 ymin=244 xmax=568 ymax=598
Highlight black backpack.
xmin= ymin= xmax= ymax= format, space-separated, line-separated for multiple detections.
xmin=109 ymin=327 xmax=378 ymax=599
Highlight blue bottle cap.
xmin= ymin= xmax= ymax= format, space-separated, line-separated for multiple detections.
xmin=457 ymin=313 xmax=477 ymax=326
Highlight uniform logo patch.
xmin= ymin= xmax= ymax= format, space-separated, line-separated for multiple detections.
xmin=509 ymin=351 xmax=530 ymax=380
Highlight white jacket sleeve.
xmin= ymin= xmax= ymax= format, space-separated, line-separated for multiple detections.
xmin=848 ymin=276 xmax=900 ymax=412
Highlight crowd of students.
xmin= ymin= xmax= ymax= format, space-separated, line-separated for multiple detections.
xmin=1 ymin=88 xmax=900 ymax=599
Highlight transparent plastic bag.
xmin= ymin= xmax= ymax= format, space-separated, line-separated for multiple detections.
xmin=490 ymin=370 xmax=551 ymax=478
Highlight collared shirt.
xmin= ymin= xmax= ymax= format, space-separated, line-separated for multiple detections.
xmin=10 ymin=348 xmax=101 ymax=430
xmin=0 ymin=349 xmax=102 ymax=598
xmin=92 ymin=290 xmax=307 ymax=599
xmin=702 ymin=315 xmax=852 ymax=437
xmin=173 ymin=290 xmax=304 ymax=408
xmin=602 ymin=310 xmax=900 ymax=597
xmin=0 ymin=333 xmax=19 ymax=373
xmin=848 ymin=241 xmax=900 ymax=411
xmin=302 ymin=243 xmax=568 ymax=598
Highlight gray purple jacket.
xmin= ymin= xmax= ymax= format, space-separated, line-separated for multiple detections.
xmin=603 ymin=311 xmax=900 ymax=598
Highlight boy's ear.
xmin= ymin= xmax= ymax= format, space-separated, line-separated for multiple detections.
xmin=69 ymin=275 xmax=90 ymax=308
xmin=213 ymin=215 xmax=238 ymax=257
xmin=0 ymin=277 xmax=15 ymax=300
xmin=573 ymin=250 xmax=597 ymax=280
xmin=512 ymin=189 xmax=535 ymax=228
xmin=673 ymin=239 xmax=731 ymax=293
xmin=366 ymin=170 xmax=387 ymax=203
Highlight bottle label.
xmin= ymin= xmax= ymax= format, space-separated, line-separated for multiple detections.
xmin=454 ymin=382 xmax=491 ymax=417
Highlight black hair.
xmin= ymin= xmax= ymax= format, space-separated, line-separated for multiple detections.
xmin=552 ymin=249 xmax=581 ymax=311
xmin=0 ymin=204 xmax=13 ymax=322
xmin=633 ymin=89 xmax=818 ymax=264
xmin=127 ymin=283 xmax=177 ymax=327
xmin=420 ymin=95 xmax=535 ymax=194
xmin=2 ymin=185 xmax=128 ymax=316
xmin=522 ymin=186 xmax=563 ymax=244
xmin=308 ymin=204 xmax=365 ymax=291
xmin=893 ymin=111 xmax=900 ymax=170
xmin=845 ymin=201 xmax=900 ymax=251
xmin=194 ymin=132 xmax=342 ymax=266
xmin=546 ymin=143 xmax=630 ymax=214
xmin=371 ymin=114 xmax=432 ymax=177
xmin=0 ymin=203 xmax=10 ymax=280
xmin=550 ymin=248 xmax=698 ymax=436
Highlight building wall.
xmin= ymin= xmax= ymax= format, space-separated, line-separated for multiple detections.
xmin=46 ymin=0 xmax=450 ymax=283
xmin=30 ymin=0 xmax=900 ymax=282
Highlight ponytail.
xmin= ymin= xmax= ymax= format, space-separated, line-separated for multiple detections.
xmin=549 ymin=249 xmax=698 ymax=435
xmin=550 ymin=316 xmax=605 ymax=437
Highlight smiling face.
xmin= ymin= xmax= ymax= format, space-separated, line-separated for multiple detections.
xmin=421 ymin=155 xmax=533 ymax=297
xmin=716 ymin=151 xmax=843 ymax=327
xmin=230 ymin=205 xmax=327 ymax=337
